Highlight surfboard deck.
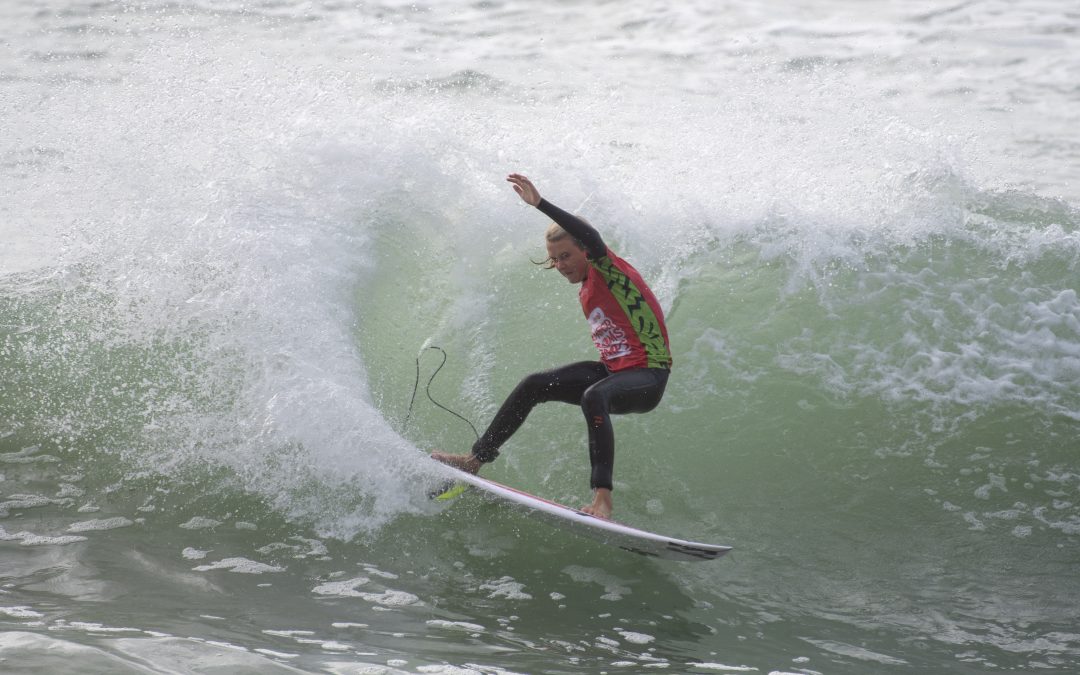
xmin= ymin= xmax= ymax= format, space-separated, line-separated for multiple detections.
xmin=431 ymin=462 xmax=731 ymax=562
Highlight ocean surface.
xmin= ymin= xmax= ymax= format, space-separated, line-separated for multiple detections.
xmin=2 ymin=1 xmax=1079 ymax=673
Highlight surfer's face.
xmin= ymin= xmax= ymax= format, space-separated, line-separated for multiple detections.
xmin=546 ymin=238 xmax=589 ymax=284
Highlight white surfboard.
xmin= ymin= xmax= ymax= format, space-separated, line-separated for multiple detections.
xmin=433 ymin=463 xmax=731 ymax=562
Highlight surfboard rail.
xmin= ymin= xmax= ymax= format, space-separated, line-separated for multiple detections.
xmin=433 ymin=463 xmax=732 ymax=562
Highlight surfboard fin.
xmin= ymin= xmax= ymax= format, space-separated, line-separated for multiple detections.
xmin=428 ymin=481 xmax=468 ymax=501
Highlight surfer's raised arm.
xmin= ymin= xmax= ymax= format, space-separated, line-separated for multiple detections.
xmin=506 ymin=173 xmax=606 ymax=259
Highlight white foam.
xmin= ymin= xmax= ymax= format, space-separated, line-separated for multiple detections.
xmin=0 ymin=526 xmax=86 ymax=546
xmin=192 ymin=557 xmax=285 ymax=574
xmin=182 ymin=547 xmax=210 ymax=560
xmin=1033 ymin=506 xmax=1080 ymax=535
xmin=479 ymin=577 xmax=532 ymax=601
xmin=0 ymin=606 xmax=45 ymax=619
xmin=67 ymin=517 xmax=134 ymax=532
xmin=312 ymin=577 xmax=370 ymax=596
xmin=973 ymin=474 xmax=1007 ymax=500
xmin=180 ymin=517 xmax=222 ymax=530
xmin=361 ymin=565 xmax=399 ymax=580
xmin=0 ymin=447 xmax=60 ymax=464
xmin=358 ymin=590 xmax=421 ymax=607
xmin=57 ymin=620 xmax=143 ymax=634
xmin=312 ymin=578 xmax=417 ymax=606
xmin=263 ymin=630 xmax=316 ymax=638
xmin=253 ymin=648 xmax=299 ymax=659
xmin=614 ymin=628 xmax=655 ymax=645
xmin=426 ymin=620 xmax=485 ymax=633
xmin=55 ymin=484 xmax=85 ymax=499
xmin=0 ymin=494 xmax=55 ymax=517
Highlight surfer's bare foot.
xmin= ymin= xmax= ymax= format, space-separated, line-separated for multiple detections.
xmin=431 ymin=451 xmax=481 ymax=475
xmin=581 ymin=488 xmax=613 ymax=520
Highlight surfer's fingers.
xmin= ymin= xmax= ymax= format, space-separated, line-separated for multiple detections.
xmin=507 ymin=173 xmax=536 ymax=190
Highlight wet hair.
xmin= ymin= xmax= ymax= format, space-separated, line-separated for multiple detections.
xmin=535 ymin=222 xmax=585 ymax=269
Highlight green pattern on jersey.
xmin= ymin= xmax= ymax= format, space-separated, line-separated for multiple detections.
xmin=593 ymin=256 xmax=672 ymax=368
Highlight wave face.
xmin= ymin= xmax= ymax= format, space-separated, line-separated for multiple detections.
xmin=2 ymin=1 xmax=1079 ymax=673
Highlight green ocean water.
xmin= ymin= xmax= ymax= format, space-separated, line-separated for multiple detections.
xmin=4 ymin=184 xmax=1076 ymax=673
xmin=3 ymin=1 xmax=1080 ymax=673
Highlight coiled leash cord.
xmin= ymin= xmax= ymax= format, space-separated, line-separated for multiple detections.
xmin=403 ymin=346 xmax=480 ymax=443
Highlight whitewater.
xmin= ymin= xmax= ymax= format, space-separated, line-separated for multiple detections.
xmin=2 ymin=1 xmax=1079 ymax=673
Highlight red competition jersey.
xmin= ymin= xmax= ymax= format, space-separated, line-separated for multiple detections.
xmin=579 ymin=249 xmax=672 ymax=371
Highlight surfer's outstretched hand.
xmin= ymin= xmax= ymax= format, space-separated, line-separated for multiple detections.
xmin=507 ymin=173 xmax=541 ymax=207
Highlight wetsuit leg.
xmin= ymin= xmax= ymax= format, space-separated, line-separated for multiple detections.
xmin=579 ymin=368 xmax=670 ymax=490
xmin=471 ymin=361 xmax=608 ymax=462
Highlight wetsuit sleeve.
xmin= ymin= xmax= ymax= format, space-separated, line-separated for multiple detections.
xmin=536 ymin=198 xmax=607 ymax=259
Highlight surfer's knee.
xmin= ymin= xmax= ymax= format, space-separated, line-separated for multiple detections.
xmin=518 ymin=371 xmax=545 ymax=390
xmin=517 ymin=370 xmax=558 ymax=400
xmin=580 ymin=384 xmax=610 ymax=422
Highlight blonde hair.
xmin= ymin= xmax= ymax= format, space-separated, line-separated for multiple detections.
xmin=545 ymin=222 xmax=584 ymax=248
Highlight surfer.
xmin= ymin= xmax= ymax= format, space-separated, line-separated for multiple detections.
xmin=433 ymin=173 xmax=672 ymax=520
